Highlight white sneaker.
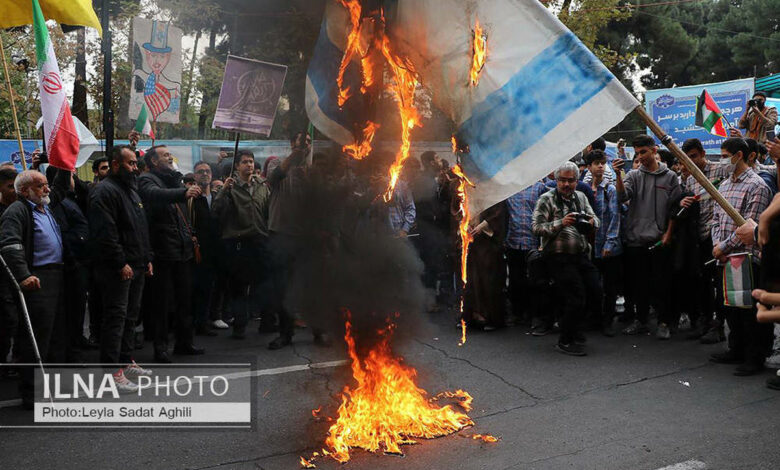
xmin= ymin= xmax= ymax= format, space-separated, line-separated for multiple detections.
xmin=212 ymin=319 xmax=229 ymax=329
xmin=113 ymin=370 xmax=139 ymax=394
xmin=124 ymin=360 xmax=152 ymax=378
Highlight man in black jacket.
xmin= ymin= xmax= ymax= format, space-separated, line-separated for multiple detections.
xmin=191 ymin=161 xmax=220 ymax=337
xmin=88 ymin=146 xmax=154 ymax=391
xmin=139 ymin=146 xmax=204 ymax=362
xmin=0 ymin=167 xmax=69 ymax=407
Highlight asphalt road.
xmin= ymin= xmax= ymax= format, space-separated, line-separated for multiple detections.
xmin=1 ymin=311 xmax=779 ymax=470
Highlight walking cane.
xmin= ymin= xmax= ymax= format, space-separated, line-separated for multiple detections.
xmin=0 ymin=252 xmax=52 ymax=406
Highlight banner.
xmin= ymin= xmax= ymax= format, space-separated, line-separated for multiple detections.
xmin=212 ymin=55 xmax=287 ymax=136
xmin=644 ymin=78 xmax=754 ymax=154
xmin=0 ymin=140 xmax=39 ymax=170
xmin=130 ymin=18 xmax=182 ymax=124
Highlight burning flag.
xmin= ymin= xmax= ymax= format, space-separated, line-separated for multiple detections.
xmin=387 ymin=0 xmax=639 ymax=214
xmin=303 ymin=316 xmax=478 ymax=466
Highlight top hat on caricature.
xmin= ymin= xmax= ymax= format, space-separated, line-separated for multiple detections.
xmin=142 ymin=20 xmax=172 ymax=53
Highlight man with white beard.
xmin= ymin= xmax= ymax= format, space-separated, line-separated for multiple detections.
xmin=0 ymin=168 xmax=69 ymax=409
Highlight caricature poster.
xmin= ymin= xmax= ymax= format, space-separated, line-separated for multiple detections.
xmin=130 ymin=17 xmax=183 ymax=124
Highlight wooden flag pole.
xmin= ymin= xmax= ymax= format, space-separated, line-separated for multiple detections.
xmin=232 ymin=131 xmax=240 ymax=178
xmin=0 ymin=34 xmax=27 ymax=169
xmin=634 ymin=105 xmax=746 ymax=226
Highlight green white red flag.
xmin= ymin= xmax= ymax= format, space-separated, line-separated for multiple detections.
xmin=134 ymin=103 xmax=155 ymax=139
xmin=33 ymin=0 xmax=79 ymax=171
xmin=695 ymin=89 xmax=728 ymax=138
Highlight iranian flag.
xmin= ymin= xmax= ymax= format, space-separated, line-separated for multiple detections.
xmin=134 ymin=103 xmax=155 ymax=139
xmin=695 ymin=89 xmax=728 ymax=138
xmin=33 ymin=0 xmax=79 ymax=171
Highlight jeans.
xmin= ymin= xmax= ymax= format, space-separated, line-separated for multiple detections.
xmin=624 ymin=245 xmax=671 ymax=325
xmin=98 ymin=266 xmax=145 ymax=365
xmin=593 ymin=255 xmax=621 ymax=327
xmin=545 ymin=253 xmax=601 ymax=344
xmin=506 ymin=248 xmax=530 ymax=321
xmin=150 ymin=260 xmax=194 ymax=354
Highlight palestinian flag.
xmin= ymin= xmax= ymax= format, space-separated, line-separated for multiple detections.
xmin=695 ymin=89 xmax=727 ymax=138
xmin=33 ymin=0 xmax=79 ymax=171
xmin=134 ymin=103 xmax=155 ymax=139
xmin=723 ymin=254 xmax=754 ymax=308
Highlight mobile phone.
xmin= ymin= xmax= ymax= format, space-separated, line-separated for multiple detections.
xmin=767 ymin=129 xmax=776 ymax=141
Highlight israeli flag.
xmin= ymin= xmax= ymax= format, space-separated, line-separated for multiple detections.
xmin=305 ymin=1 xmax=368 ymax=147
xmin=389 ymin=0 xmax=639 ymax=213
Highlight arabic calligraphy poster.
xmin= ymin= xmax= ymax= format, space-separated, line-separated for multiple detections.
xmin=130 ymin=18 xmax=183 ymax=124
xmin=212 ymin=55 xmax=288 ymax=136
xmin=644 ymin=77 xmax=754 ymax=154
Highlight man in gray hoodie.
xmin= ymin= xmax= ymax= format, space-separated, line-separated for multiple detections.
xmin=613 ymin=135 xmax=682 ymax=339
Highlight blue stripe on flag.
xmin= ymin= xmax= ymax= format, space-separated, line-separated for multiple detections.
xmin=460 ymin=32 xmax=614 ymax=179
xmin=307 ymin=19 xmax=363 ymax=134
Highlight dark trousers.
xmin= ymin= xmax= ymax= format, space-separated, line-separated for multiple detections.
xmin=716 ymin=262 xmax=774 ymax=365
xmin=50 ymin=263 xmax=88 ymax=362
xmin=0 ymin=284 xmax=19 ymax=363
xmin=150 ymin=260 xmax=194 ymax=354
xmin=87 ymin=267 xmax=103 ymax=341
xmin=694 ymin=238 xmax=717 ymax=327
xmin=19 ymin=266 xmax=63 ymax=400
xmin=192 ymin=263 xmax=215 ymax=328
xmin=98 ymin=266 xmax=145 ymax=365
xmin=223 ymin=237 xmax=269 ymax=332
xmin=546 ymin=253 xmax=601 ymax=344
xmin=593 ymin=255 xmax=621 ymax=327
xmin=506 ymin=248 xmax=530 ymax=320
xmin=624 ymin=245 xmax=671 ymax=325
xmin=268 ymin=233 xmax=298 ymax=337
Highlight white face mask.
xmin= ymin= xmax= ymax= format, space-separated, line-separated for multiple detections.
xmin=720 ymin=157 xmax=736 ymax=175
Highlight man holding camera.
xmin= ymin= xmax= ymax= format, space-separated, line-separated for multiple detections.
xmin=739 ymin=92 xmax=778 ymax=144
xmin=532 ymin=161 xmax=601 ymax=356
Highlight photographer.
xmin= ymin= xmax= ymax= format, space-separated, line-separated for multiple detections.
xmin=738 ymin=92 xmax=778 ymax=144
xmin=532 ymin=161 xmax=601 ymax=356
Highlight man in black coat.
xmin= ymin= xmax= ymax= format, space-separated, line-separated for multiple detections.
xmin=88 ymin=146 xmax=154 ymax=391
xmin=0 ymin=167 xmax=69 ymax=408
xmin=138 ymin=146 xmax=204 ymax=362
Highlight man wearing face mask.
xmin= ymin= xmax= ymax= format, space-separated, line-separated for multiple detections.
xmin=0 ymin=167 xmax=69 ymax=408
xmin=89 ymin=146 xmax=154 ymax=392
xmin=710 ymin=137 xmax=774 ymax=376
xmin=738 ymin=92 xmax=778 ymax=144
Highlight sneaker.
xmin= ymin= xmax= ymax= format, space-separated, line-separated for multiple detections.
xmin=212 ymin=319 xmax=230 ymax=329
xmin=123 ymin=360 xmax=152 ymax=378
xmin=700 ymin=327 xmax=725 ymax=344
xmin=555 ymin=342 xmax=586 ymax=356
xmin=656 ymin=323 xmax=671 ymax=340
xmin=113 ymin=370 xmax=139 ymax=394
xmin=622 ymin=320 xmax=649 ymax=335
xmin=268 ymin=334 xmax=292 ymax=350
xmin=710 ymin=350 xmax=744 ymax=364
xmin=766 ymin=375 xmax=780 ymax=390
xmin=574 ymin=332 xmax=587 ymax=344
xmin=531 ymin=324 xmax=552 ymax=336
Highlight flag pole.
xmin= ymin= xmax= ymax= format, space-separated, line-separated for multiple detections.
xmin=634 ymin=105 xmax=746 ymax=226
xmin=0 ymin=34 xmax=28 ymax=170
xmin=232 ymin=131 xmax=240 ymax=178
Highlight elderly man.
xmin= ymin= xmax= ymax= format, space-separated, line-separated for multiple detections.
xmin=0 ymin=167 xmax=69 ymax=408
xmin=532 ymin=161 xmax=600 ymax=356
xmin=139 ymin=146 xmax=204 ymax=363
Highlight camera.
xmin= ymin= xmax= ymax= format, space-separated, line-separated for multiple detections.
xmin=748 ymin=99 xmax=757 ymax=107
xmin=570 ymin=212 xmax=593 ymax=235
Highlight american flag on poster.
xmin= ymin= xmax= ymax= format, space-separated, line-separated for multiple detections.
xmin=130 ymin=17 xmax=182 ymax=124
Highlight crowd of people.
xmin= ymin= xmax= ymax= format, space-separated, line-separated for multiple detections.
xmin=0 ymin=92 xmax=778 ymax=409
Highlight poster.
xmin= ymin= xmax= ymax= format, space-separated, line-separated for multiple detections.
xmin=212 ymin=55 xmax=287 ymax=136
xmin=130 ymin=17 xmax=182 ymax=124
xmin=0 ymin=140 xmax=39 ymax=170
xmin=644 ymin=78 xmax=754 ymax=154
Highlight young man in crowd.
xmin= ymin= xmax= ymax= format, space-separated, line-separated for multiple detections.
xmin=91 ymin=157 xmax=109 ymax=185
xmin=613 ymin=135 xmax=682 ymax=339
xmin=738 ymin=91 xmax=778 ymax=144
xmin=191 ymin=161 xmax=220 ymax=337
xmin=533 ymin=161 xmax=601 ymax=356
xmin=679 ymin=138 xmax=730 ymax=342
xmin=586 ymin=150 xmax=621 ymax=336
xmin=709 ymin=137 xmax=774 ymax=376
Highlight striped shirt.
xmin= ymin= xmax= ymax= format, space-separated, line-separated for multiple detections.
xmin=532 ymin=189 xmax=600 ymax=255
xmin=505 ymin=181 xmax=547 ymax=251
xmin=684 ymin=161 xmax=729 ymax=241
xmin=711 ymin=168 xmax=772 ymax=260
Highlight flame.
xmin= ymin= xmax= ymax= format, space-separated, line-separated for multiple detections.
xmin=312 ymin=406 xmax=322 ymax=418
xmin=451 ymin=135 xmax=458 ymax=154
xmin=308 ymin=316 xmax=474 ymax=465
xmin=381 ymin=35 xmax=421 ymax=202
xmin=459 ymin=318 xmax=467 ymax=346
xmin=470 ymin=18 xmax=487 ymax=87
xmin=472 ymin=434 xmax=499 ymax=443
xmin=336 ymin=0 xmax=363 ymax=107
xmin=343 ymin=121 xmax=379 ymax=160
xmin=452 ymin=164 xmax=475 ymax=285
